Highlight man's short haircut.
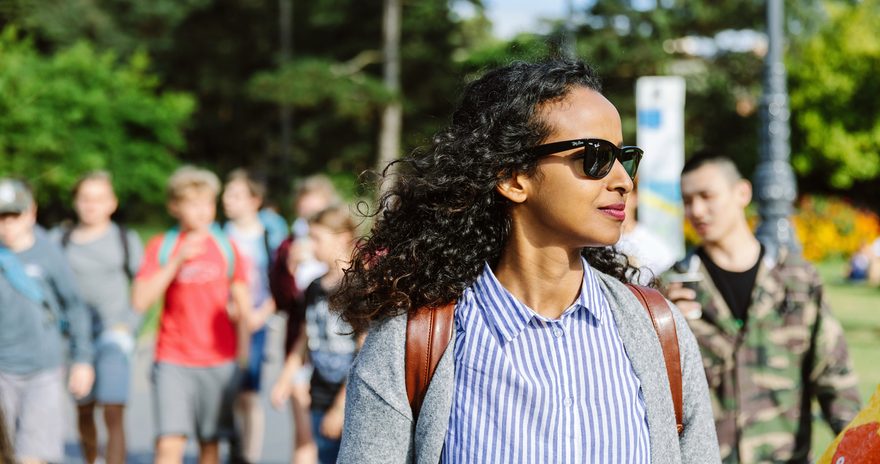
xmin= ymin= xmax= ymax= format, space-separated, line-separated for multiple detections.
xmin=167 ymin=165 xmax=220 ymax=201
xmin=294 ymin=175 xmax=339 ymax=204
xmin=226 ymin=168 xmax=267 ymax=200
xmin=72 ymin=170 xmax=114 ymax=198
xmin=682 ymin=149 xmax=743 ymax=184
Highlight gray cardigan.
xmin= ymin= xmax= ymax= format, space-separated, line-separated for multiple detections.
xmin=338 ymin=271 xmax=721 ymax=463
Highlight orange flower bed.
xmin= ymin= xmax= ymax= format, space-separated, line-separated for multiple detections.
xmin=794 ymin=195 xmax=880 ymax=262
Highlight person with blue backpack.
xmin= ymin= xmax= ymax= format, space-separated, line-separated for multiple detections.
xmin=0 ymin=178 xmax=95 ymax=464
xmin=221 ymin=168 xmax=287 ymax=464
xmin=132 ymin=166 xmax=254 ymax=464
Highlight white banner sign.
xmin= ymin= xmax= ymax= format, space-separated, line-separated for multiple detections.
xmin=635 ymin=76 xmax=686 ymax=260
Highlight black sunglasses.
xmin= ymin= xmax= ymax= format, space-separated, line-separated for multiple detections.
xmin=527 ymin=138 xmax=643 ymax=180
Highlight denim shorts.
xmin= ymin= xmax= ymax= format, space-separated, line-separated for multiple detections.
xmin=241 ymin=327 xmax=268 ymax=392
xmin=79 ymin=330 xmax=134 ymax=405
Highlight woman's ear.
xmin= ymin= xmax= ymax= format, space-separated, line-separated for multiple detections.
xmin=496 ymin=172 xmax=530 ymax=204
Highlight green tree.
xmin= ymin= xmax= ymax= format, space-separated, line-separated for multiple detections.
xmin=4 ymin=0 xmax=471 ymax=206
xmin=789 ymin=0 xmax=880 ymax=189
xmin=0 ymin=28 xmax=194 ymax=220
xmin=2 ymin=0 xmax=211 ymax=55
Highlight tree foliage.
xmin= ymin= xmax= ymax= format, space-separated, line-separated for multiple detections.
xmin=4 ymin=0 xmax=211 ymax=55
xmin=3 ymin=0 xmax=470 ymax=207
xmin=789 ymin=0 xmax=880 ymax=189
xmin=0 ymin=28 xmax=194 ymax=219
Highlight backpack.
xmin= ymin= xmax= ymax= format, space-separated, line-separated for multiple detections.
xmin=158 ymin=224 xmax=235 ymax=279
xmin=61 ymin=223 xmax=134 ymax=282
xmin=224 ymin=221 xmax=279 ymax=276
xmin=405 ymin=283 xmax=684 ymax=435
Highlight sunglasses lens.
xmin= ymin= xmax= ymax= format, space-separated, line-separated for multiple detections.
xmin=620 ymin=148 xmax=643 ymax=179
xmin=583 ymin=142 xmax=617 ymax=178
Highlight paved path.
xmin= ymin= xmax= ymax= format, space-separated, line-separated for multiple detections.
xmin=62 ymin=316 xmax=294 ymax=463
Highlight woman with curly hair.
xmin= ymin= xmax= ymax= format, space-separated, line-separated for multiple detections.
xmin=334 ymin=59 xmax=719 ymax=463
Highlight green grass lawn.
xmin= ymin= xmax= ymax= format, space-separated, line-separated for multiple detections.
xmin=811 ymin=258 xmax=880 ymax=457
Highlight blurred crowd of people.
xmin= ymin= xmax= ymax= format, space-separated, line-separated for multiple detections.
xmin=0 ymin=167 xmax=356 ymax=464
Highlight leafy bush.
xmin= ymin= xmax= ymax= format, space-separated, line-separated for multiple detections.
xmin=0 ymin=27 xmax=194 ymax=218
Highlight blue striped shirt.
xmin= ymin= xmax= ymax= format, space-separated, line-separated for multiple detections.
xmin=441 ymin=258 xmax=651 ymax=463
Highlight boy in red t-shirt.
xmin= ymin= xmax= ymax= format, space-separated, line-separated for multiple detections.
xmin=132 ymin=166 xmax=253 ymax=464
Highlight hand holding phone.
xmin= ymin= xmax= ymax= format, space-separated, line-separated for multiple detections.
xmin=663 ymin=272 xmax=703 ymax=320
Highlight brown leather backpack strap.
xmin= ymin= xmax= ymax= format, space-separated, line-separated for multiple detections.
xmin=626 ymin=283 xmax=684 ymax=435
xmin=405 ymin=302 xmax=456 ymax=421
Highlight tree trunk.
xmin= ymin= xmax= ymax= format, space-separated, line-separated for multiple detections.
xmin=376 ymin=0 xmax=402 ymax=189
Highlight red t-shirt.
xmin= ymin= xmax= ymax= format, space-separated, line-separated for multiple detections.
xmin=137 ymin=232 xmax=247 ymax=366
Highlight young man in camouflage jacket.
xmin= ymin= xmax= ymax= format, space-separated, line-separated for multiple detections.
xmin=664 ymin=152 xmax=861 ymax=463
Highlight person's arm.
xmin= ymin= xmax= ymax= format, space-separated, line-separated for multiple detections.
xmin=127 ymin=230 xmax=145 ymax=280
xmin=669 ymin=300 xmax=722 ymax=463
xmin=271 ymin=326 xmax=307 ymax=409
xmin=321 ymin=384 xmax=347 ymax=440
xmin=229 ymin=280 xmax=254 ymax=324
xmin=123 ymin=230 xmax=145 ymax=331
xmin=248 ymin=297 xmax=277 ymax=332
xmin=131 ymin=233 xmax=203 ymax=312
xmin=44 ymin=244 xmax=95 ymax=399
xmin=228 ymin=240 xmax=255 ymax=326
xmin=810 ymin=283 xmax=862 ymax=433
xmin=320 ymin=333 xmax=365 ymax=439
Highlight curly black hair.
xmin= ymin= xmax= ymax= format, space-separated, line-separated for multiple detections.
xmin=332 ymin=58 xmax=642 ymax=333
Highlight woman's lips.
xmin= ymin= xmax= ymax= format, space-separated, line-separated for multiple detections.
xmin=599 ymin=203 xmax=626 ymax=221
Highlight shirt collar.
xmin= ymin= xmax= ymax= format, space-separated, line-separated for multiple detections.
xmin=472 ymin=257 xmax=604 ymax=344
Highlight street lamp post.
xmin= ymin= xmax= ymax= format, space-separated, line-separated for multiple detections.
xmin=563 ymin=0 xmax=576 ymax=58
xmin=754 ymin=0 xmax=800 ymax=258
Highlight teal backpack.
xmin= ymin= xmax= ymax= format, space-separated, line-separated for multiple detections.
xmin=158 ymin=224 xmax=235 ymax=279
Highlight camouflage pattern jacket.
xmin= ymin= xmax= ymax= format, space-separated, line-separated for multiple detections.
xmin=667 ymin=247 xmax=861 ymax=463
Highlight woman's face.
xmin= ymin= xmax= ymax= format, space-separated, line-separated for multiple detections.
xmin=505 ymin=86 xmax=634 ymax=249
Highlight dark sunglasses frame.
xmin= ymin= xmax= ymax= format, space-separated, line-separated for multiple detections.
xmin=527 ymin=138 xmax=643 ymax=180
